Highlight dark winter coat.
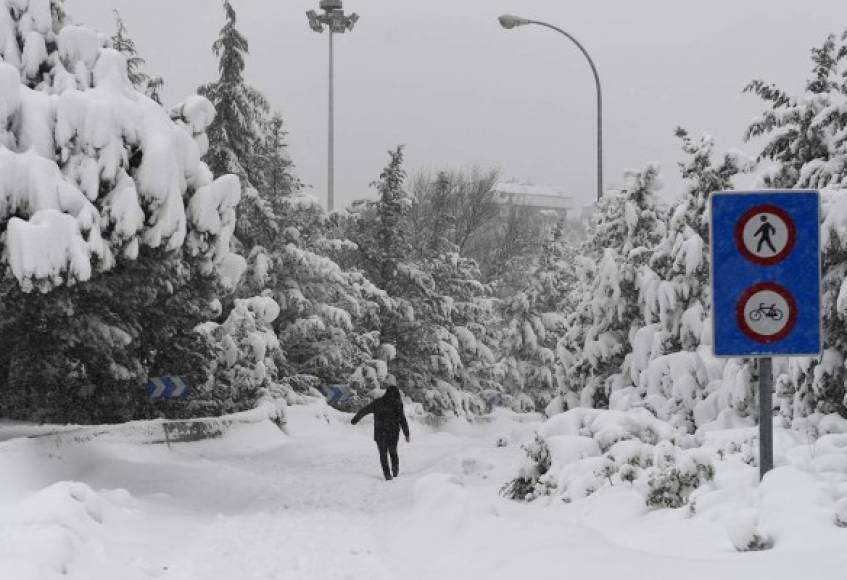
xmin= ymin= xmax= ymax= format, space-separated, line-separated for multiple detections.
xmin=351 ymin=386 xmax=410 ymax=445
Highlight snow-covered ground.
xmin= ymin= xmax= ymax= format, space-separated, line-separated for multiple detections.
xmin=1 ymin=404 xmax=846 ymax=580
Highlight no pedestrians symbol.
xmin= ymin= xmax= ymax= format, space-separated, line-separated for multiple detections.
xmin=735 ymin=205 xmax=796 ymax=266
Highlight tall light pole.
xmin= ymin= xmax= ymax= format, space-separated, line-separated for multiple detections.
xmin=498 ymin=14 xmax=603 ymax=203
xmin=307 ymin=1 xmax=359 ymax=212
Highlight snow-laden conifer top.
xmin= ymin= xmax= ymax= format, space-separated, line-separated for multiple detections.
xmin=0 ymin=0 xmax=241 ymax=292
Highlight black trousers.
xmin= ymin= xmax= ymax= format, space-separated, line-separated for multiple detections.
xmin=377 ymin=441 xmax=399 ymax=480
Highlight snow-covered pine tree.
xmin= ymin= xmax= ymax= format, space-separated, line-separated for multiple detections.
xmin=195 ymin=1 xmax=292 ymax=258
xmin=554 ymin=165 xmax=666 ymax=413
xmin=234 ymin=113 xmax=301 ymax=253
xmin=403 ymin=169 xmax=502 ymax=411
xmin=620 ymin=131 xmax=751 ymax=432
xmin=419 ymin=208 xmax=499 ymax=415
xmin=111 ymin=10 xmax=162 ymax=103
xmin=239 ymin=201 xmax=394 ymax=401
xmin=349 ymin=148 xmax=423 ymax=386
xmin=746 ymin=31 xmax=847 ymax=422
xmin=197 ymin=1 xmax=389 ymax=402
xmin=199 ymin=0 xmax=275 ymax=250
xmin=350 ymin=148 xmax=491 ymax=417
xmin=0 ymin=0 xmax=241 ymax=422
xmin=744 ymin=33 xmax=846 ymax=190
xmin=497 ymin=219 xmax=578 ymax=412
xmin=256 ymin=114 xmax=301 ymax=207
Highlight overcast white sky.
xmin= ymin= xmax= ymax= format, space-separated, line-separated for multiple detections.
xmin=67 ymin=0 xmax=846 ymax=210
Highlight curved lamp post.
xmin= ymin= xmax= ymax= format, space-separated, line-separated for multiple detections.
xmin=307 ymin=0 xmax=360 ymax=211
xmin=498 ymin=14 xmax=603 ymax=203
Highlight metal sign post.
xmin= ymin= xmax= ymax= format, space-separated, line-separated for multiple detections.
xmin=758 ymin=357 xmax=773 ymax=476
xmin=711 ymin=191 xmax=821 ymax=481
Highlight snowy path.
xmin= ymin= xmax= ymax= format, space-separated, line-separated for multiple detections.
xmin=2 ymin=406 xmax=846 ymax=580
xmin=160 ymin=423 xmax=469 ymax=580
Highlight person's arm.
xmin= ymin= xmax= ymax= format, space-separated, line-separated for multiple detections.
xmin=351 ymin=401 xmax=376 ymax=425
xmin=400 ymin=410 xmax=410 ymax=442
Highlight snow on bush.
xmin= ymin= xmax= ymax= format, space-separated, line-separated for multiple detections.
xmin=726 ymin=510 xmax=773 ymax=551
xmin=502 ymin=408 xmax=714 ymax=506
xmin=0 ymin=481 xmax=110 ymax=578
xmin=645 ymin=441 xmax=715 ymax=508
xmin=835 ymin=498 xmax=847 ymax=527
xmin=541 ymin=407 xmax=676 ymax=451
xmin=0 ymin=1 xmax=240 ymax=292
xmin=500 ymin=432 xmax=552 ymax=501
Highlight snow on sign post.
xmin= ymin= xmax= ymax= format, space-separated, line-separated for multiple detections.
xmin=710 ymin=190 xmax=821 ymax=480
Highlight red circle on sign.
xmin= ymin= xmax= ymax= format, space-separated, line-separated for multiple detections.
xmin=736 ymin=282 xmax=798 ymax=344
xmin=734 ymin=204 xmax=797 ymax=266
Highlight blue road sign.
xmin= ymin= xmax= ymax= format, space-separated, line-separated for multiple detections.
xmin=146 ymin=376 xmax=190 ymax=400
xmin=323 ymin=384 xmax=351 ymax=403
xmin=710 ymin=191 xmax=821 ymax=357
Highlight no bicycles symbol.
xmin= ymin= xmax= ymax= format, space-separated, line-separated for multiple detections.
xmin=737 ymin=282 xmax=796 ymax=343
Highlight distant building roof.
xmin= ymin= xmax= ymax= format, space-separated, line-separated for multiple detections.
xmin=493 ymin=180 xmax=574 ymax=213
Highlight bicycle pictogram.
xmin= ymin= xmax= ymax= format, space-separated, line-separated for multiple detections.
xmin=748 ymin=302 xmax=784 ymax=323
xmin=736 ymin=282 xmax=797 ymax=344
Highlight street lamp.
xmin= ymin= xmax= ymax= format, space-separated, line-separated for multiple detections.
xmin=498 ymin=14 xmax=604 ymax=203
xmin=307 ymin=0 xmax=360 ymax=212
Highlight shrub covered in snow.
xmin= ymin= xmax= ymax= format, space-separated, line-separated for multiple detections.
xmin=835 ymin=498 xmax=847 ymax=527
xmin=500 ymin=433 xmax=552 ymax=501
xmin=645 ymin=442 xmax=715 ymax=508
xmin=726 ymin=511 xmax=773 ymax=551
xmin=502 ymin=409 xmax=715 ymax=508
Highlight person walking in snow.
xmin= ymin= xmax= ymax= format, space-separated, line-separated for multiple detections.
xmin=351 ymin=381 xmax=410 ymax=481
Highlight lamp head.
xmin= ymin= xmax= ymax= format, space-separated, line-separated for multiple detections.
xmin=346 ymin=13 xmax=359 ymax=31
xmin=498 ymin=14 xmax=530 ymax=29
xmin=320 ymin=0 xmax=343 ymax=11
xmin=307 ymin=10 xmax=324 ymax=32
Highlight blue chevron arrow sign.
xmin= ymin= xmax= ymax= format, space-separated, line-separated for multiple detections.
xmin=323 ymin=384 xmax=351 ymax=403
xmin=146 ymin=376 xmax=190 ymax=400
xmin=484 ymin=392 xmax=504 ymax=407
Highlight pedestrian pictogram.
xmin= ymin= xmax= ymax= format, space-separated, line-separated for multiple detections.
xmin=754 ymin=216 xmax=777 ymax=253
xmin=735 ymin=205 xmax=796 ymax=265
xmin=711 ymin=191 xmax=820 ymax=358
